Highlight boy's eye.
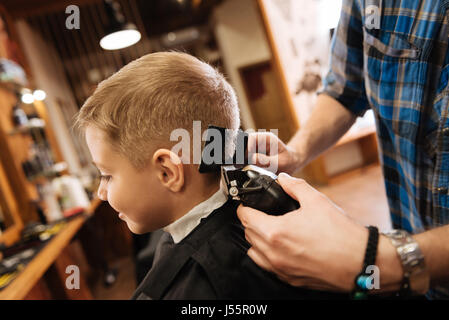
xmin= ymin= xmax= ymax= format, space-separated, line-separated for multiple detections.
xmin=100 ymin=175 xmax=112 ymax=182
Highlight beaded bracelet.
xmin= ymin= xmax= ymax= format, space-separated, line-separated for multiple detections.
xmin=352 ymin=226 xmax=379 ymax=300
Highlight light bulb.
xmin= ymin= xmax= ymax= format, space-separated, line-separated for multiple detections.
xmin=33 ymin=90 xmax=46 ymax=101
xmin=100 ymin=29 xmax=141 ymax=50
xmin=21 ymin=93 xmax=34 ymax=104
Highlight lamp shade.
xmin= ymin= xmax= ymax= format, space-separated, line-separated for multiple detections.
xmin=100 ymin=23 xmax=141 ymax=50
xmin=99 ymin=0 xmax=141 ymax=50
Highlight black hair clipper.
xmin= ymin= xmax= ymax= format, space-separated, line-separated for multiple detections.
xmin=199 ymin=125 xmax=300 ymax=215
xmin=221 ymin=165 xmax=300 ymax=216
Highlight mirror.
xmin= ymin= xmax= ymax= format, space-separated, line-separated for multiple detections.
xmin=0 ymin=158 xmax=23 ymax=247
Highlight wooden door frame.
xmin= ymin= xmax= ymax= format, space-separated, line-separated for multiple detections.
xmin=255 ymin=0 xmax=329 ymax=184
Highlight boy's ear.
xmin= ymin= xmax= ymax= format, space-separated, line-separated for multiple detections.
xmin=152 ymin=149 xmax=184 ymax=192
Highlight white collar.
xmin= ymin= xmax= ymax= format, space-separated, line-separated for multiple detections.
xmin=163 ymin=186 xmax=228 ymax=243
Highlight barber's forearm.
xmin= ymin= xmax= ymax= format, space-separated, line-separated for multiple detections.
xmin=287 ymin=94 xmax=357 ymax=169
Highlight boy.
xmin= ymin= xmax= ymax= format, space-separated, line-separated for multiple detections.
xmin=75 ymin=52 xmax=345 ymax=299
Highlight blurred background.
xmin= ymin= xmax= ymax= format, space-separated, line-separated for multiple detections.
xmin=0 ymin=0 xmax=390 ymax=299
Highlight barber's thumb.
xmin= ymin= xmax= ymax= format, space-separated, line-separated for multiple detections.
xmin=277 ymin=172 xmax=307 ymax=201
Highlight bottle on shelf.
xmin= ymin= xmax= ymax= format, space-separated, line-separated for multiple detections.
xmin=21 ymin=143 xmax=56 ymax=181
xmin=38 ymin=182 xmax=63 ymax=223
xmin=11 ymin=103 xmax=28 ymax=127
xmin=52 ymin=174 xmax=90 ymax=215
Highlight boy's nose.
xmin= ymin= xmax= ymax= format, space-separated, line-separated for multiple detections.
xmin=97 ymin=185 xmax=107 ymax=201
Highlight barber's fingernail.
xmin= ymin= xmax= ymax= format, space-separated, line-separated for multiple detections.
xmin=278 ymin=172 xmax=288 ymax=179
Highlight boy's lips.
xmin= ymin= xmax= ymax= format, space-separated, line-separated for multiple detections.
xmin=118 ymin=212 xmax=125 ymax=219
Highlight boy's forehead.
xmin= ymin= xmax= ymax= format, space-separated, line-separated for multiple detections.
xmin=85 ymin=126 xmax=117 ymax=168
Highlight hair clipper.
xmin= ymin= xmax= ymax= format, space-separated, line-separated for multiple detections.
xmin=221 ymin=165 xmax=300 ymax=215
xmin=198 ymin=125 xmax=300 ymax=215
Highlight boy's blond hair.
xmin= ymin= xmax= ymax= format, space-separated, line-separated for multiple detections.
xmin=75 ymin=52 xmax=240 ymax=170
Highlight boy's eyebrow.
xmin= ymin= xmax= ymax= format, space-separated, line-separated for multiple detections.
xmin=92 ymin=161 xmax=111 ymax=170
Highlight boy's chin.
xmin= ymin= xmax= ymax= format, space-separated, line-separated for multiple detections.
xmin=125 ymin=220 xmax=151 ymax=235
xmin=125 ymin=219 xmax=157 ymax=234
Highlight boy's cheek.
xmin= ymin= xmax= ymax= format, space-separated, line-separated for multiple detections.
xmin=104 ymin=188 xmax=122 ymax=213
xmin=107 ymin=186 xmax=138 ymax=217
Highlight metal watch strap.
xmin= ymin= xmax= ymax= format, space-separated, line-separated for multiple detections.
xmin=384 ymin=229 xmax=429 ymax=295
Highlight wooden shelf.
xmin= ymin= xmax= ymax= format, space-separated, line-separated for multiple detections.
xmin=326 ymin=162 xmax=382 ymax=186
xmin=0 ymin=198 xmax=101 ymax=300
xmin=7 ymin=122 xmax=46 ymax=136
xmin=303 ymin=124 xmax=379 ymax=186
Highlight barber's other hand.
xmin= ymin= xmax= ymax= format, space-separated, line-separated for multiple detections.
xmin=237 ymin=173 xmax=368 ymax=292
xmin=247 ymin=132 xmax=301 ymax=174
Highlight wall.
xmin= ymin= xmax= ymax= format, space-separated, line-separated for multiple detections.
xmin=213 ymin=0 xmax=272 ymax=130
xmin=258 ymin=0 xmax=331 ymax=127
xmin=216 ymin=0 xmax=375 ymax=179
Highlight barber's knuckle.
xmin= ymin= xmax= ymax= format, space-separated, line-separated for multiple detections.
xmin=266 ymin=228 xmax=283 ymax=247
xmin=270 ymin=255 xmax=285 ymax=271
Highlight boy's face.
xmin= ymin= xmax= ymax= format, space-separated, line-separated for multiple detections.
xmin=85 ymin=126 xmax=172 ymax=234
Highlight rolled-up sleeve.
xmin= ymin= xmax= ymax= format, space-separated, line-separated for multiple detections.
xmin=321 ymin=0 xmax=369 ymax=116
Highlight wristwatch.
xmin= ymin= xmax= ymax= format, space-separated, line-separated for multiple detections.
xmin=383 ymin=229 xmax=430 ymax=295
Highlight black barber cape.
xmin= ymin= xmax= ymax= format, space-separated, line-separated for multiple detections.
xmin=131 ymin=200 xmax=348 ymax=300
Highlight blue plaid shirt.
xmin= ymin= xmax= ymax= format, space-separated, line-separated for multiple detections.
xmin=322 ymin=0 xmax=449 ymax=298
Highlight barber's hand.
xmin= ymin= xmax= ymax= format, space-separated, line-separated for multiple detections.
xmin=237 ymin=173 xmax=368 ymax=292
xmin=247 ymin=132 xmax=301 ymax=174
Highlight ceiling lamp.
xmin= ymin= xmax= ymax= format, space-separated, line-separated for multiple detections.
xmin=99 ymin=0 xmax=141 ymax=50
